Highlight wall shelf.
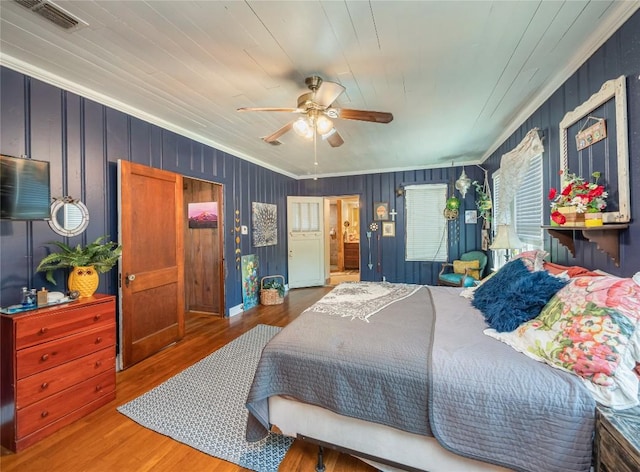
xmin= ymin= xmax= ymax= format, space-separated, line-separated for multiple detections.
xmin=542 ymin=224 xmax=629 ymax=267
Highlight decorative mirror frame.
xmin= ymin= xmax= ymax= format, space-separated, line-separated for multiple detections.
xmin=49 ymin=196 xmax=90 ymax=237
xmin=559 ymin=75 xmax=630 ymax=223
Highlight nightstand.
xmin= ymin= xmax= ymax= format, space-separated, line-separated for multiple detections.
xmin=594 ymin=405 xmax=640 ymax=472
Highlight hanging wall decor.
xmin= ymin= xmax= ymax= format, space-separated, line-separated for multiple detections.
xmin=559 ymin=75 xmax=629 ymax=223
xmin=251 ymin=202 xmax=277 ymax=247
xmin=575 ymin=116 xmax=606 ymax=151
xmin=188 ymin=202 xmax=218 ymax=229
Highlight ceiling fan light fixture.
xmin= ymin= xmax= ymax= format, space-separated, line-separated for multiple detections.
xmin=316 ymin=115 xmax=334 ymax=135
xmin=293 ymin=117 xmax=312 ymax=137
xmin=321 ymin=127 xmax=337 ymax=139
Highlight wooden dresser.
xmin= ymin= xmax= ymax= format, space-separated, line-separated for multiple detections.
xmin=344 ymin=242 xmax=360 ymax=270
xmin=0 ymin=295 xmax=116 ymax=452
xmin=594 ymin=405 xmax=640 ymax=472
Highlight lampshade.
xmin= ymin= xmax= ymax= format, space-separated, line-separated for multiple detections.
xmin=490 ymin=224 xmax=523 ymax=250
xmin=455 ymin=168 xmax=471 ymax=198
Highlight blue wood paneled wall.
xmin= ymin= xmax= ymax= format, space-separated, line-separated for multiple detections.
xmin=481 ymin=11 xmax=640 ymax=277
xmin=0 ymin=67 xmax=295 ymax=310
xmin=1 ymin=10 xmax=639 ymax=310
xmin=297 ymin=166 xmax=486 ymax=285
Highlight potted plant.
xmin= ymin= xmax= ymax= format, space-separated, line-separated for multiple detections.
xmin=260 ymin=275 xmax=285 ymax=305
xmin=36 ymin=235 xmax=122 ymax=298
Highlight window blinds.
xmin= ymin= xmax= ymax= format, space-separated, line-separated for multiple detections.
xmin=405 ymin=184 xmax=448 ymax=261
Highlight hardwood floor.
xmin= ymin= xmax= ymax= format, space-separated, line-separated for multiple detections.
xmin=0 ymin=286 xmax=377 ymax=472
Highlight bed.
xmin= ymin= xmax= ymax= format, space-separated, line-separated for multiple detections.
xmin=246 ymin=262 xmax=640 ymax=472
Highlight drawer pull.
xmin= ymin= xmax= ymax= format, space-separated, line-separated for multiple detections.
xmin=96 ymin=336 xmax=103 ymax=344
xmin=95 ymin=360 xmax=102 ymax=367
xmin=41 ymin=382 xmax=49 ymax=390
xmin=41 ymin=411 xmax=49 ymax=418
xmin=94 ymin=314 xmax=101 ymax=321
xmin=41 ymin=354 xmax=49 ymax=361
xmin=39 ymin=327 xmax=48 ymax=334
xmin=95 ymin=385 xmax=102 ymax=392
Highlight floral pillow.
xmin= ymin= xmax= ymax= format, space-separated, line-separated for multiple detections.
xmin=485 ymin=276 xmax=640 ymax=409
xmin=513 ymin=249 xmax=548 ymax=272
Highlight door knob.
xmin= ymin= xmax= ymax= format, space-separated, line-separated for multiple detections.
xmin=125 ymin=273 xmax=136 ymax=287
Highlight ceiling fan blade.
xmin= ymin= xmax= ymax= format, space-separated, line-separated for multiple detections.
xmin=323 ymin=129 xmax=344 ymax=148
xmin=337 ymin=108 xmax=393 ymax=123
xmin=262 ymin=121 xmax=293 ymax=143
xmin=314 ymin=81 xmax=345 ymax=107
xmin=237 ymin=107 xmax=299 ymax=113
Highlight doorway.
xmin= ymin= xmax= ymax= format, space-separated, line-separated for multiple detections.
xmin=183 ymin=177 xmax=225 ymax=316
xmin=327 ymin=195 xmax=360 ymax=285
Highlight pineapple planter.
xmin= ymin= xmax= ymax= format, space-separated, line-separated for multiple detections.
xmin=36 ymin=236 xmax=122 ymax=298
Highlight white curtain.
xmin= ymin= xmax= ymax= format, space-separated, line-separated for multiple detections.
xmin=495 ymin=128 xmax=544 ymax=225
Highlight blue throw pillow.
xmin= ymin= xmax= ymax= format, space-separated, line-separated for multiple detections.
xmin=472 ymin=259 xmax=530 ymax=314
xmin=472 ymin=259 xmax=568 ymax=332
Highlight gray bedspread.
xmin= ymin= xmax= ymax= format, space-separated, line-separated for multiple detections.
xmin=246 ymin=283 xmax=596 ymax=472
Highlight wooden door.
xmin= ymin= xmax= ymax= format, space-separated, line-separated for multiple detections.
xmin=287 ymin=196 xmax=325 ymax=288
xmin=183 ymin=178 xmax=224 ymax=314
xmin=118 ymin=160 xmax=185 ymax=370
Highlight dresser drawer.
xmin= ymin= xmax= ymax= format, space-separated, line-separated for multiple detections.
xmin=15 ymin=299 xmax=115 ymax=349
xmin=16 ymin=369 xmax=115 ymax=438
xmin=16 ymin=347 xmax=116 ymax=408
xmin=16 ymin=324 xmax=116 ymax=379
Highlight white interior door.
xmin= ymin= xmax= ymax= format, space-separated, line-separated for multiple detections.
xmin=287 ymin=196 xmax=325 ymax=288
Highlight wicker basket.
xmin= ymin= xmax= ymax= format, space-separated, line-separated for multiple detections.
xmin=260 ymin=275 xmax=285 ymax=305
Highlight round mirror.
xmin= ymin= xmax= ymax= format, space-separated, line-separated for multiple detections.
xmin=48 ymin=197 xmax=89 ymax=237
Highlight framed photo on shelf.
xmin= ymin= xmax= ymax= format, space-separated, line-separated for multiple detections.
xmin=374 ymin=202 xmax=389 ymax=221
xmin=382 ymin=221 xmax=395 ymax=237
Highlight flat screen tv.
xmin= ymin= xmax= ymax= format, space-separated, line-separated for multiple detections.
xmin=0 ymin=155 xmax=51 ymax=220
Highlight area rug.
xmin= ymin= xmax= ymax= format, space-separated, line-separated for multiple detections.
xmin=117 ymin=324 xmax=292 ymax=472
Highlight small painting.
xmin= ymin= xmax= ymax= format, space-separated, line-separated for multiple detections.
xmin=374 ymin=202 xmax=389 ymax=221
xmin=241 ymin=254 xmax=259 ymax=310
xmin=188 ymin=202 xmax=218 ymax=229
xmin=382 ymin=221 xmax=395 ymax=237
xmin=465 ymin=210 xmax=478 ymax=224
xmin=252 ymin=202 xmax=278 ymax=247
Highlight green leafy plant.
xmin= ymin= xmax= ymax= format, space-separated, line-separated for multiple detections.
xmin=36 ymin=235 xmax=122 ymax=284
xmin=472 ymin=180 xmax=492 ymax=222
xmin=262 ymin=278 xmax=285 ymax=297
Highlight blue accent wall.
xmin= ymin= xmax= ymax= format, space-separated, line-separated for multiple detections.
xmin=0 ymin=69 xmax=295 ymax=311
xmin=1 ymin=10 xmax=639 ymax=311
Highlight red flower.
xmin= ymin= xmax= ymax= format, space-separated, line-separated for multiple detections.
xmin=548 ymin=188 xmax=557 ymax=200
xmin=551 ymin=211 xmax=566 ymax=225
xmin=561 ymin=183 xmax=573 ymax=196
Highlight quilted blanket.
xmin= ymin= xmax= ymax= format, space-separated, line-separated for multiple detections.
xmin=246 ymin=284 xmax=596 ymax=472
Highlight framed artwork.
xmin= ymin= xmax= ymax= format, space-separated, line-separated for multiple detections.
xmin=382 ymin=221 xmax=395 ymax=237
xmin=465 ymin=210 xmax=478 ymax=224
xmin=252 ymin=202 xmax=277 ymax=247
xmin=374 ymin=202 xmax=389 ymax=221
xmin=188 ymin=202 xmax=218 ymax=229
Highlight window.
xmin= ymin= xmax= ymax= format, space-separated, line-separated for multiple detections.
xmin=405 ymin=184 xmax=448 ymax=261
xmin=492 ymin=154 xmax=544 ymax=268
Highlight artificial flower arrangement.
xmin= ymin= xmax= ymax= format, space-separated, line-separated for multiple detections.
xmin=548 ymin=170 xmax=607 ymax=225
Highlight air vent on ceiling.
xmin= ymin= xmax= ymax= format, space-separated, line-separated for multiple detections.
xmin=14 ymin=0 xmax=88 ymax=31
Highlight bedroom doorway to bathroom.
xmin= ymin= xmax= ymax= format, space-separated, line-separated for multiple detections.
xmin=327 ymin=195 xmax=360 ymax=285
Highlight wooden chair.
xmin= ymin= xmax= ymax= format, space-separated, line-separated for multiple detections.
xmin=438 ymin=250 xmax=488 ymax=287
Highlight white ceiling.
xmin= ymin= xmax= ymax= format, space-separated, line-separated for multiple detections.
xmin=1 ymin=1 xmax=638 ymax=179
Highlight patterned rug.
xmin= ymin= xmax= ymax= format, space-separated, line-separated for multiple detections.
xmin=117 ymin=324 xmax=292 ymax=472
xmin=304 ymin=281 xmax=421 ymax=321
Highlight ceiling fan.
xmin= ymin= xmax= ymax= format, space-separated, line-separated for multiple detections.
xmin=237 ymin=76 xmax=393 ymax=148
